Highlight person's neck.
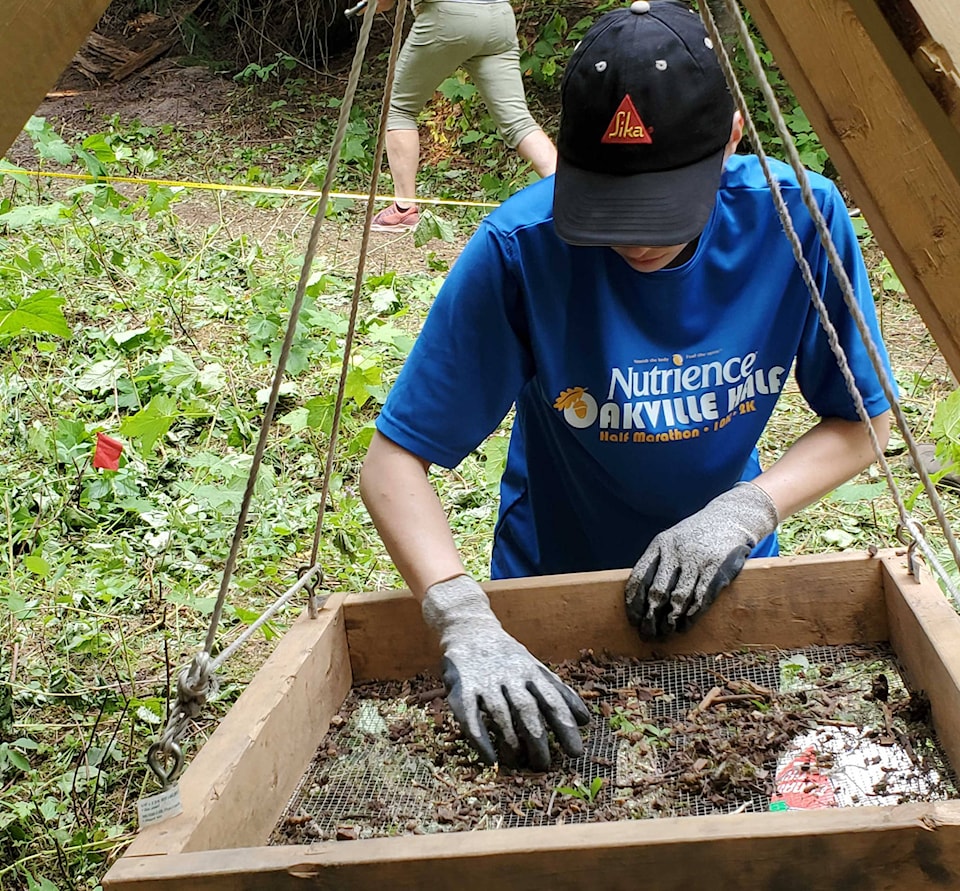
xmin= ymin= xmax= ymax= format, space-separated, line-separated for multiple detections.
xmin=665 ymin=235 xmax=700 ymax=268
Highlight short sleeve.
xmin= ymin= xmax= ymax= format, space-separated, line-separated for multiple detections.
xmin=376 ymin=224 xmax=534 ymax=468
xmin=794 ymin=184 xmax=896 ymax=420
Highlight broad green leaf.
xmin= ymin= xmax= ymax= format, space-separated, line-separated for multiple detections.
xmin=479 ymin=436 xmax=509 ymax=488
xmin=367 ymin=322 xmax=414 ymax=356
xmin=157 ymin=346 xmax=199 ymax=391
xmin=135 ymin=705 xmax=162 ymax=726
xmin=198 ymin=363 xmax=227 ymax=392
xmin=0 ymin=160 xmax=31 ymax=186
xmin=0 ymin=203 xmax=68 ymax=229
xmin=119 ymin=394 xmax=178 ymax=454
xmin=256 ymin=380 xmax=297 ymax=404
xmin=6 ymin=749 xmax=30 ymax=772
xmin=81 ymin=132 xmax=118 ymax=164
xmin=23 ymin=554 xmax=51 ymax=577
xmin=822 ymin=528 xmax=856 ymax=548
xmin=24 ymin=116 xmax=74 ymax=165
xmin=54 ymin=418 xmax=88 ymax=452
xmin=76 ymin=358 xmax=124 ymax=392
xmin=850 ymin=216 xmax=871 ymax=239
xmin=932 ymin=389 xmax=960 ymax=445
xmin=344 ymin=364 xmax=371 ymax=406
xmin=414 ymin=210 xmax=456 ymax=248
xmin=110 ymin=326 xmax=151 ymax=348
xmin=234 ymin=606 xmax=278 ymax=639
xmin=278 ymin=407 xmax=310 ymax=432
xmin=345 ymin=423 xmax=376 ymax=457
xmin=305 ymin=395 xmax=335 ymax=434
xmin=0 ymin=291 xmax=70 ymax=338
xmin=828 ymin=481 xmax=887 ymax=503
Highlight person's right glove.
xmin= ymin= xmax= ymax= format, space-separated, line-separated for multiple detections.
xmin=625 ymin=481 xmax=779 ymax=638
xmin=422 ymin=574 xmax=591 ymax=770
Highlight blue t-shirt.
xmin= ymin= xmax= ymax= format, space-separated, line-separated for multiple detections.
xmin=376 ymin=155 xmax=894 ymax=579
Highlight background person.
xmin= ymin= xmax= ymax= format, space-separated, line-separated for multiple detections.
xmin=360 ymin=0 xmax=895 ymax=768
xmin=370 ymin=0 xmax=556 ymax=231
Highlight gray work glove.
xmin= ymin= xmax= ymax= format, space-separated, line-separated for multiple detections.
xmin=625 ymin=482 xmax=778 ymax=639
xmin=422 ymin=575 xmax=591 ymax=770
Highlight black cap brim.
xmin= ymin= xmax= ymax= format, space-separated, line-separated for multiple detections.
xmin=553 ymin=146 xmax=726 ymax=247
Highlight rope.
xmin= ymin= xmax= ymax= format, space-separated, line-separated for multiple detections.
xmin=148 ymin=0 xmax=382 ymax=789
xmin=311 ymin=0 xmax=409 ymax=566
xmin=701 ymin=1 xmax=960 ymax=605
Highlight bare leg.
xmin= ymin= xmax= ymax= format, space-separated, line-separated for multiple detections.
xmin=385 ymin=128 xmax=421 ymax=207
xmin=516 ymin=128 xmax=558 ymax=178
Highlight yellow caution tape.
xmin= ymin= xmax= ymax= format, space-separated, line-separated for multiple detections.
xmin=8 ymin=168 xmax=502 ymax=209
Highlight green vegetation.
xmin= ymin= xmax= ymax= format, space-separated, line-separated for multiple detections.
xmin=0 ymin=2 xmax=957 ymax=888
xmin=556 ymin=775 xmax=604 ymax=804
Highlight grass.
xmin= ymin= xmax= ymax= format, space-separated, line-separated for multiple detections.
xmin=1 ymin=7 xmax=960 ymax=889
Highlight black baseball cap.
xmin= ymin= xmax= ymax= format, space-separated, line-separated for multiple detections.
xmin=553 ymin=0 xmax=735 ymax=247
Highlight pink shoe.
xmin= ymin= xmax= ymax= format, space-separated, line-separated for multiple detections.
xmin=371 ymin=202 xmax=420 ymax=232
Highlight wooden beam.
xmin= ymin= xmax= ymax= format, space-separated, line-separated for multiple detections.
xmin=0 ymin=0 xmax=113 ymax=158
xmin=99 ymin=800 xmax=960 ymax=890
xmin=344 ymin=550 xmax=888 ymax=682
xmin=875 ymin=0 xmax=960 ymax=131
xmin=741 ymin=0 xmax=960 ymax=379
xmin=108 ymin=595 xmax=352 ymax=867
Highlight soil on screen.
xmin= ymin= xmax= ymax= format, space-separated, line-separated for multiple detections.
xmin=270 ymin=645 xmax=958 ymax=843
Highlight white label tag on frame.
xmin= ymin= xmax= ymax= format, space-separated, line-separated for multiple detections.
xmin=137 ymin=785 xmax=183 ymax=827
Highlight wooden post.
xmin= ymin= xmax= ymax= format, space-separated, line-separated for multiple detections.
xmin=0 ymin=0 xmax=112 ymax=158
xmin=741 ymin=0 xmax=960 ymax=379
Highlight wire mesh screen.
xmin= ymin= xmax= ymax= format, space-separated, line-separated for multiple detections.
xmin=270 ymin=644 xmax=958 ymax=844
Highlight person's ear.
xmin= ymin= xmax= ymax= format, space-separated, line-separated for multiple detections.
xmin=724 ymin=110 xmax=744 ymax=160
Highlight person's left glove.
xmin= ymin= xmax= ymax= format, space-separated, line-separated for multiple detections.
xmin=625 ymin=481 xmax=778 ymax=639
xmin=422 ymin=574 xmax=591 ymax=770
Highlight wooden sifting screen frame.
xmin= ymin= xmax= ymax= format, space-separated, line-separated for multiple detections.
xmin=104 ymin=550 xmax=960 ymax=890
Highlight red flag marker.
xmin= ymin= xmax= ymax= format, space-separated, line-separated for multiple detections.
xmin=93 ymin=432 xmax=124 ymax=471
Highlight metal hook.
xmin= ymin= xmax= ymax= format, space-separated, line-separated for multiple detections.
xmin=298 ymin=564 xmax=325 ymax=618
xmin=147 ymin=740 xmax=184 ymax=790
xmin=895 ymin=522 xmax=924 ymax=580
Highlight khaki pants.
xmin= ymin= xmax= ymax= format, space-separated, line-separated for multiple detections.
xmin=387 ymin=0 xmax=539 ymax=149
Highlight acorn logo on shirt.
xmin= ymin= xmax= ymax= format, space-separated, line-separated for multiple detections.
xmin=553 ymin=387 xmax=599 ymax=428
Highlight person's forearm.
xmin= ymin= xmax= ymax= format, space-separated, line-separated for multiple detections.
xmin=360 ymin=431 xmax=467 ymax=600
xmin=752 ymin=412 xmax=891 ymax=520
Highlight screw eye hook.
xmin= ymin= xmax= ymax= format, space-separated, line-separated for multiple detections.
xmin=895 ymin=523 xmax=924 ymax=579
xmin=147 ymin=741 xmax=184 ymax=789
xmin=298 ymin=565 xmax=325 ymax=617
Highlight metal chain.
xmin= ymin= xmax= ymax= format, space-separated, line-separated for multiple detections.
xmin=147 ymin=1 xmax=394 ymax=789
xmin=700 ymin=1 xmax=960 ymax=605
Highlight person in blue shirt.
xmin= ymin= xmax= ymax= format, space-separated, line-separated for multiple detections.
xmin=360 ymin=0 xmax=894 ymax=770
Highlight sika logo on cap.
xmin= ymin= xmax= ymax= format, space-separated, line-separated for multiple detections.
xmin=602 ymin=95 xmax=652 ymax=145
